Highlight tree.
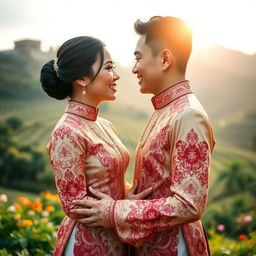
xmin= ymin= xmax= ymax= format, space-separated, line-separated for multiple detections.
xmin=217 ymin=161 xmax=254 ymax=195
xmin=5 ymin=116 xmax=23 ymax=130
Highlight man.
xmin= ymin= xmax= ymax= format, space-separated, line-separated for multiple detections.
xmin=71 ymin=16 xmax=215 ymax=255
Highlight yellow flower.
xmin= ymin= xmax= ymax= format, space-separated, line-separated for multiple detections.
xmin=43 ymin=192 xmax=53 ymax=200
xmin=17 ymin=197 xmax=31 ymax=206
xmin=16 ymin=219 xmax=33 ymax=227
xmin=32 ymin=201 xmax=42 ymax=211
xmin=45 ymin=205 xmax=55 ymax=212
xmin=14 ymin=203 xmax=22 ymax=211
xmin=14 ymin=213 xmax=21 ymax=219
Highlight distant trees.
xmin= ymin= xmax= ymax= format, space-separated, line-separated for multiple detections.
xmin=0 ymin=119 xmax=51 ymax=192
xmin=5 ymin=116 xmax=23 ymax=130
xmin=217 ymin=161 xmax=256 ymax=196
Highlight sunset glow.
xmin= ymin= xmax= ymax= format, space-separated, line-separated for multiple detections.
xmin=0 ymin=0 xmax=255 ymax=65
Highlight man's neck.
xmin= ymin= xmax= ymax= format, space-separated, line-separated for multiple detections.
xmin=154 ymin=73 xmax=186 ymax=96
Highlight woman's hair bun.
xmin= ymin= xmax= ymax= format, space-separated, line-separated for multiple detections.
xmin=40 ymin=60 xmax=71 ymax=100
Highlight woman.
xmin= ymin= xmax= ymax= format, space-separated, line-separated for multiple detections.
xmin=40 ymin=36 xmax=151 ymax=256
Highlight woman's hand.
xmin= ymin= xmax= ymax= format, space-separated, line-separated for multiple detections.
xmin=70 ymin=187 xmax=113 ymax=228
xmin=125 ymin=180 xmax=153 ymax=200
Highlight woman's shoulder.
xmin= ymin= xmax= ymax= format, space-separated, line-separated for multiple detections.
xmin=98 ymin=117 xmax=117 ymax=134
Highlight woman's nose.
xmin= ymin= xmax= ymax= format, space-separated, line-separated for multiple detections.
xmin=132 ymin=63 xmax=138 ymax=74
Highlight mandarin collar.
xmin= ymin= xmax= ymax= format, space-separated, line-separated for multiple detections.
xmin=65 ymin=100 xmax=99 ymax=121
xmin=151 ymin=80 xmax=193 ymax=110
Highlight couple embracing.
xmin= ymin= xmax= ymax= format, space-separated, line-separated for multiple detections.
xmin=40 ymin=16 xmax=215 ymax=256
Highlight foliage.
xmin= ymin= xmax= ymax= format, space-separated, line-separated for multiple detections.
xmin=0 ymin=192 xmax=64 ymax=256
xmin=5 ymin=117 xmax=23 ymax=130
xmin=209 ymin=228 xmax=256 ymax=256
xmin=0 ymin=121 xmax=53 ymax=192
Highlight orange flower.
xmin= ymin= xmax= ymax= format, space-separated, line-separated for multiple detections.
xmin=16 ymin=219 xmax=33 ymax=227
xmin=17 ymin=197 xmax=31 ymax=206
xmin=41 ymin=218 xmax=48 ymax=223
xmin=239 ymin=234 xmax=247 ymax=240
xmin=45 ymin=205 xmax=55 ymax=212
xmin=14 ymin=203 xmax=22 ymax=211
xmin=32 ymin=201 xmax=42 ymax=211
xmin=43 ymin=192 xmax=53 ymax=200
xmin=14 ymin=213 xmax=21 ymax=219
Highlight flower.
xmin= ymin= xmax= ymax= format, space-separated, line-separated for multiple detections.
xmin=14 ymin=213 xmax=21 ymax=219
xmin=243 ymin=215 xmax=253 ymax=223
xmin=45 ymin=205 xmax=55 ymax=212
xmin=14 ymin=203 xmax=22 ymax=211
xmin=32 ymin=201 xmax=42 ymax=211
xmin=239 ymin=234 xmax=247 ymax=240
xmin=17 ymin=219 xmax=33 ymax=227
xmin=27 ymin=210 xmax=35 ymax=216
xmin=217 ymin=224 xmax=225 ymax=231
xmin=42 ymin=210 xmax=49 ymax=217
xmin=17 ymin=197 xmax=31 ymax=206
xmin=8 ymin=205 xmax=16 ymax=212
xmin=0 ymin=194 xmax=8 ymax=203
xmin=41 ymin=218 xmax=48 ymax=223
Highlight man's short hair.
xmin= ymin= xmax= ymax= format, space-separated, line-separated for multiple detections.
xmin=134 ymin=16 xmax=192 ymax=73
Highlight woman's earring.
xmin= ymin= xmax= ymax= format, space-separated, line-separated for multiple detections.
xmin=82 ymin=85 xmax=87 ymax=95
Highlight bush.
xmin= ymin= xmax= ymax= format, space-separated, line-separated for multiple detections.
xmin=0 ymin=192 xmax=64 ymax=256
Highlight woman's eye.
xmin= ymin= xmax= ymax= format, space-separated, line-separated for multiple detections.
xmin=106 ymin=65 xmax=116 ymax=70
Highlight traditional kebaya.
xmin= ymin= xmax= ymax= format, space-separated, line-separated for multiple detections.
xmin=99 ymin=80 xmax=215 ymax=255
xmin=47 ymin=100 xmax=130 ymax=255
xmin=40 ymin=36 xmax=134 ymax=255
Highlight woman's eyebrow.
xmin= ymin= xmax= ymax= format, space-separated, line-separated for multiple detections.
xmin=104 ymin=60 xmax=114 ymax=65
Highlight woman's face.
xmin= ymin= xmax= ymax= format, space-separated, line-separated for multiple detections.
xmin=86 ymin=48 xmax=120 ymax=103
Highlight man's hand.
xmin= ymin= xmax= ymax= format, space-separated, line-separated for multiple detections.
xmin=70 ymin=187 xmax=113 ymax=228
xmin=126 ymin=179 xmax=153 ymax=200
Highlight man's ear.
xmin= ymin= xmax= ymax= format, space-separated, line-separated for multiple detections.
xmin=160 ymin=49 xmax=173 ymax=71
xmin=73 ymin=76 xmax=91 ymax=87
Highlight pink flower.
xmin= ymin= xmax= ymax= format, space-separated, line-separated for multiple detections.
xmin=0 ymin=194 xmax=8 ymax=203
xmin=217 ymin=224 xmax=225 ymax=231
xmin=8 ymin=205 xmax=16 ymax=212
xmin=243 ymin=215 xmax=253 ymax=223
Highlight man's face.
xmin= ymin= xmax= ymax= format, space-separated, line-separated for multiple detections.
xmin=132 ymin=35 xmax=162 ymax=94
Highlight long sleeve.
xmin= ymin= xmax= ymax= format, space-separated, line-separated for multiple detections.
xmin=107 ymin=109 xmax=215 ymax=247
xmin=47 ymin=124 xmax=88 ymax=219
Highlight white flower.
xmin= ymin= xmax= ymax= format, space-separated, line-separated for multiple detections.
xmin=8 ymin=205 xmax=15 ymax=212
xmin=42 ymin=210 xmax=49 ymax=217
xmin=0 ymin=194 xmax=8 ymax=203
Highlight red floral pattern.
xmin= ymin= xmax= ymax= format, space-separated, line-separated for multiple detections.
xmin=173 ymin=128 xmax=209 ymax=187
xmin=151 ymin=81 xmax=192 ymax=110
xmin=111 ymin=86 xmax=214 ymax=255
xmin=57 ymin=170 xmax=86 ymax=215
xmin=47 ymin=100 xmax=130 ymax=255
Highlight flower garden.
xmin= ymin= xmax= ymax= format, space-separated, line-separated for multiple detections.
xmin=0 ymin=192 xmax=255 ymax=256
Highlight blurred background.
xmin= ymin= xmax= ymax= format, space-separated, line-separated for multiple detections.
xmin=0 ymin=0 xmax=255 ymax=255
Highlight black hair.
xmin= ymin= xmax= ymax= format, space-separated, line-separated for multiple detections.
xmin=40 ymin=36 xmax=105 ymax=100
xmin=134 ymin=16 xmax=192 ymax=73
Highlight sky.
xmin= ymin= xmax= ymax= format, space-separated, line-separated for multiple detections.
xmin=0 ymin=0 xmax=256 ymax=66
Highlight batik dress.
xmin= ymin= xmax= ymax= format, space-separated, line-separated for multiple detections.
xmin=101 ymin=81 xmax=215 ymax=256
xmin=46 ymin=100 xmax=130 ymax=256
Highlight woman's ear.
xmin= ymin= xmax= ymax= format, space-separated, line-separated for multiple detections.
xmin=160 ymin=49 xmax=173 ymax=71
xmin=73 ymin=76 xmax=91 ymax=88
